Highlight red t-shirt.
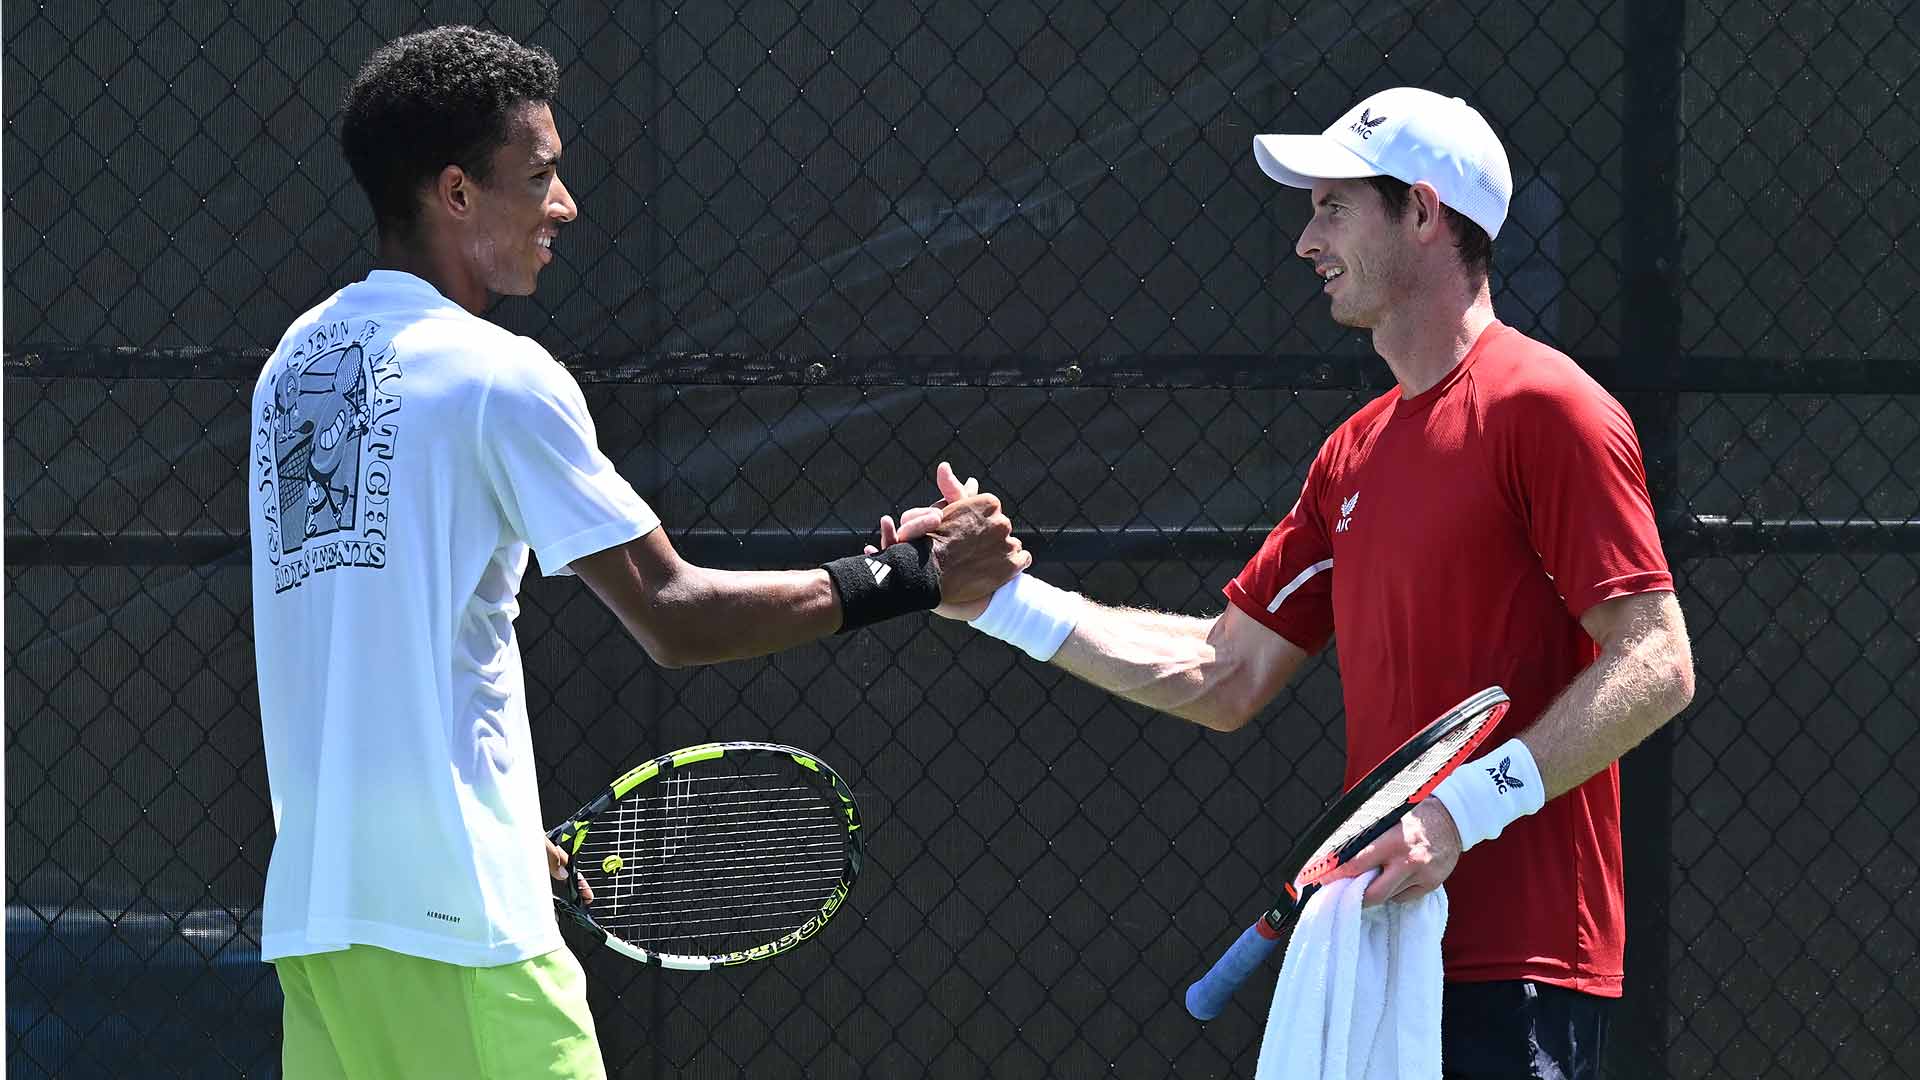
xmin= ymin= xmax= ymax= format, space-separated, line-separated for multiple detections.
xmin=1224 ymin=321 xmax=1672 ymax=996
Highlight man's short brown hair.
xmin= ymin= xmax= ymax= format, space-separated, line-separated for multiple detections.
xmin=1364 ymin=174 xmax=1495 ymax=281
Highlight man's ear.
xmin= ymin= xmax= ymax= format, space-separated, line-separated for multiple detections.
xmin=1408 ymin=181 xmax=1446 ymax=239
xmin=432 ymin=164 xmax=473 ymax=220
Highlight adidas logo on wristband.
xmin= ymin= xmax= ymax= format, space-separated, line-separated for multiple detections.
xmin=823 ymin=541 xmax=941 ymax=633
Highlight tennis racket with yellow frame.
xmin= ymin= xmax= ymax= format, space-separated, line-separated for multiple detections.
xmin=548 ymin=740 xmax=864 ymax=970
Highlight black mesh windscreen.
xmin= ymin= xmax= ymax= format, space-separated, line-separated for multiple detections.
xmin=7 ymin=1 xmax=1917 ymax=1077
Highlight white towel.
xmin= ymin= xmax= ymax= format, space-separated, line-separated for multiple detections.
xmin=1254 ymin=871 xmax=1448 ymax=1080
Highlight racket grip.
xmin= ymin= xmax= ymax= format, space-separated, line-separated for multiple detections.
xmin=1185 ymin=918 xmax=1282 ymax=1020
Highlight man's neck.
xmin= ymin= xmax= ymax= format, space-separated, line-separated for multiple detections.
xmin=1369 ymin=281 xmax=1497 ymax=398
xmin=373 ymin=234 xmax=489 ymax=316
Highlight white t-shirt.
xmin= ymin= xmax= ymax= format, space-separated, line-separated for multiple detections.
xmin=247 ymin=270 xmax=659 ymax=966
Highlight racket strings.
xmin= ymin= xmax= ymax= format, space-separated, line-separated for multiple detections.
xmin=583 ymin=834 xmax=844 ymax=876
xmin=1307 ymin=713 xmax=1493 ymax=871
xmin=574 ymin=765 xmax=849 ymax=955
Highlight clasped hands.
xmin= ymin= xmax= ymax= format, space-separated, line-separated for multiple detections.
xmin=867 ymin=461 xmax=1026 ymax=619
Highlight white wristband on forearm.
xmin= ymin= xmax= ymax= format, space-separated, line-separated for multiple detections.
xmin=1432 ymin=737 xmax=1547 ymax=851
xmin=969 ymin=573 xmax=1079 ymax=662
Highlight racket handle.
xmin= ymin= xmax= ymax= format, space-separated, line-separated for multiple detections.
xmin=1185 ymin=917 xmax=1283 ymax=1020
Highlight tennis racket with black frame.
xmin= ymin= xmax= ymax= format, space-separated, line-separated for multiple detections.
xmin=1185 ymin=685 xmax=1511 ymax=1020
xmin=548 ymin=740 xmax=864 ymax=970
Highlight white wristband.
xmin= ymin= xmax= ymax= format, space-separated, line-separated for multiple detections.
xmin=968 ymin=573 xmax=1079 ymax=662
xmin=1431 ymin=737 xmax=1547 ymax=852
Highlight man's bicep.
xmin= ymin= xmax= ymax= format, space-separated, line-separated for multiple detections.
xmin=1577 ymin=588 xmax=1686 ymax=653
xmin=1207 ymin=603 xmax=1314 ymax=721
xmin=483 ymin=355 xmax=660 ymax=575
xmin=1500 ymin=385 xmax=1672 ymax=615
xmin=569 ymin=529 xmax=684 ymax=640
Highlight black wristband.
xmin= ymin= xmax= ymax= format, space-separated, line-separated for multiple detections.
xmin=822 ymin=538 xmax=941 ymax=633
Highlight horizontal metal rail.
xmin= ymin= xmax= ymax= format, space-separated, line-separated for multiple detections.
xmin=8 ymin=347 xmax=1919 ymax=394
xmin=9 ymin=519 xmax=1917 ymax=568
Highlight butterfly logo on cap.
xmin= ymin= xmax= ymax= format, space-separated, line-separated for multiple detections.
xmin=1348 ymin=109 xmax=1387 ymax=140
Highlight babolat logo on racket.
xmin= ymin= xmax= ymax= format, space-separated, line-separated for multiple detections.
xmin=1487 ymin=756 xmax=1524 ymax=795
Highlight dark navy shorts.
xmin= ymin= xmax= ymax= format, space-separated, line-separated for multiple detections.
xmin=1442 ymin=980 xmax=1614 ymax=1080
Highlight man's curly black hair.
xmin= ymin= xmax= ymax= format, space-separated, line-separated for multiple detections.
xmin=339 ymin=26 xmax=560 ymax=238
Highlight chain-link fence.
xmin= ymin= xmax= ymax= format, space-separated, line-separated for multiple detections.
xmin=6 ymin=1 xmax=1916 ymax=1077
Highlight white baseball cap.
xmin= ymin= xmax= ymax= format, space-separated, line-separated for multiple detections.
xmin=1253 ymin=87 xmax=1513 ymax=239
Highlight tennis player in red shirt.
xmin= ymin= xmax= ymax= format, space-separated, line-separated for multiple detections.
xmin=887 ymin=87 xmax=1695 ymax=1078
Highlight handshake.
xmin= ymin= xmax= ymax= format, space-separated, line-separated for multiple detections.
xmin=836 ymin=461 xmax=1079 ymax=661
xmin=863 ymin=460 xmax=1023 ymax=621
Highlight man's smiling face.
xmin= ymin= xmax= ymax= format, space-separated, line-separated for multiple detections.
xmin=463 ymin=101 xmax=576 ymax=299
xmin=1292 ymin=177 xmax=1417 ymax=329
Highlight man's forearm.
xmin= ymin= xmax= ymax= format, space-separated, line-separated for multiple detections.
xmin=1518 ymin=593 xmax=1695 ymax=799
xmin=620 ymin=564 xmax=846 ymax=668
xmin=667 ymin=566 xmax=851 ymax=665
xmin=1048 ymin=603 xmax=1287 ymax=731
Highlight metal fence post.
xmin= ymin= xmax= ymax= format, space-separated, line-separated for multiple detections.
xmin=1617 ymin=0 xmax=1687 ymax=1073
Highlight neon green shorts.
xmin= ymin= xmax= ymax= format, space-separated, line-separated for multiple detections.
xmin=275 ymin=944 xmax=606 ymax=1079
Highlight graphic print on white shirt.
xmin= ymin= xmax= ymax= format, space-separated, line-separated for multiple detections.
xmin=250 ymin=271 xmax=666 ymax=967
xmin=256 ymin=317 xmax=402 ymax=594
